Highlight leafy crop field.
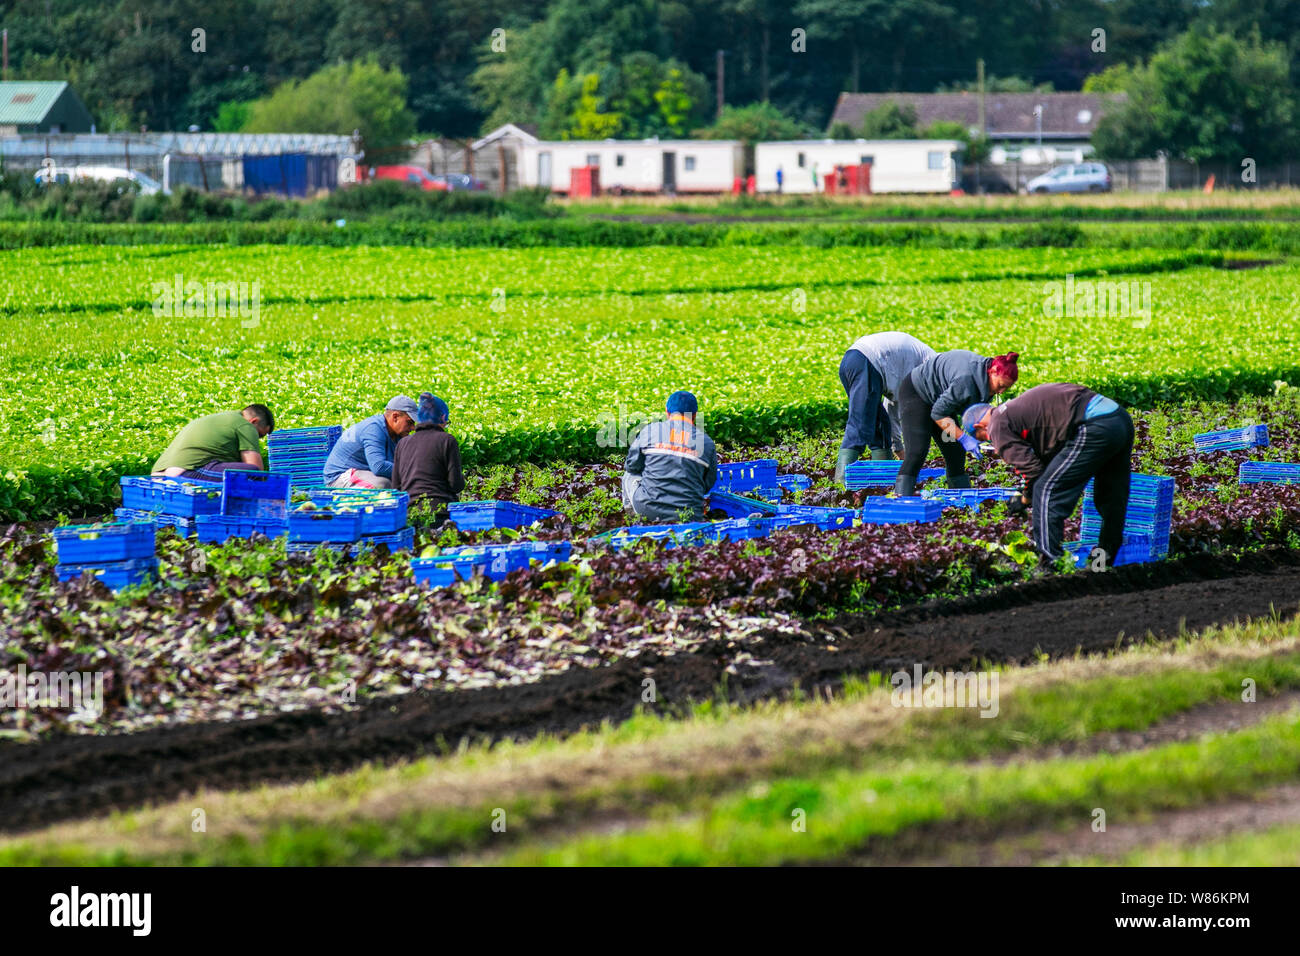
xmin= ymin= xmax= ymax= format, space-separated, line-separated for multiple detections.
xmin=2 ymin=242 xmax=1298 ymax=518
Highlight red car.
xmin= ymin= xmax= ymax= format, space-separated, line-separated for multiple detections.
xmin=371 ymin=165 xmax=448 ymax=191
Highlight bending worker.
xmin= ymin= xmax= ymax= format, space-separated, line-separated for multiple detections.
xmin=152 ymin=404 xmax=274 ymax=480
xmin=323 ymin=396 xmax=418 ymax=489
xmin=623 ymin=390 xmax=718 ymax=522
xmin=963 ymin=384 xmax=1134 ymax=569
xmin=895 ymin=349 xmax=1019 ymax=496
xmin=837 ymin=331 xmax=937 ymax=482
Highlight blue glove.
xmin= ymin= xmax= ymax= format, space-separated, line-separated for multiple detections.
xmin=958 ymin=432 xmax=982 ymax=459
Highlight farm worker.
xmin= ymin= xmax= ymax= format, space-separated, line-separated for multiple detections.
xmin=323 ymin=396 xmax=418 ymax=489
xmin=623 ymin=390 xmax=718 ymax=522
xmin=837 ymin=331 xmax=938 ymax=482
xmin=776 ymin=166 xmax=784 ymax=193
xmin=392 ymin=393 xmax=465 ymax=519
xmin=963 ymin=384 xmax=1133 ymax=568
xmin=894 ymin=350 xmax=1019 ymax=496
xmin=151 ymin=404 xmax=274 ymax=480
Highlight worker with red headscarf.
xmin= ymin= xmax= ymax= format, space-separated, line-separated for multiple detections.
xmin=893 ymin=350 xmax=1020 ymax=496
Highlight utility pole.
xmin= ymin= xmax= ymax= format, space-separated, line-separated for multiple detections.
xmin=976 ymin=58 xmax=985 ymax=136
xmin=3 ymin=30 xmax=8 ymax=82
xmin=716 ymin=49 xmax=726 ymax=121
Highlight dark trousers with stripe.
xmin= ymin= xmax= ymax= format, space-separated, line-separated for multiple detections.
xmin=1031 ymin=409 xmax=1135 ymax=561
xmin=839 ymin=349 xmax=890 ymax=452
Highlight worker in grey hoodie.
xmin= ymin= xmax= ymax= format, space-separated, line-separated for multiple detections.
xmin=623 ymin=390 xmax=719 ymax=522
xmin=894 ymin=349 xmax=1020 ymax=496
xmin=837 ymin=331 xmax=937 ymax=482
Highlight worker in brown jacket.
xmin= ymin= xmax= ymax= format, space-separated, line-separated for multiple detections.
xmin=392 ymin=392 xmax=465 ymax=519
xmin=963 ymin=383 xmax=1133 ymax=568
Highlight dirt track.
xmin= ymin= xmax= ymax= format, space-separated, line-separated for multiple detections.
xmin=2 ymin=549 xmax=1298 ymax=834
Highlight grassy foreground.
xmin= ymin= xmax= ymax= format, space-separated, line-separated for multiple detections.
xmin=4 ymin=614 xmax=1298 ymax=866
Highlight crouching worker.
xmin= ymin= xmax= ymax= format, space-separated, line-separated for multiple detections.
xmin=623 ymin=391 xmax=718 ymax=522
xmin=837 ymin=331 xmax=937 ymax=482
xmin=324 ymin=396 xmax=418 ymax=489
xmin=963 ymin=384 xmax=1134 ymax=569
xmin=393 ymin=393 xmax=464 ymax=522
xmin=152 ymin=404 xmax=274 ymax=480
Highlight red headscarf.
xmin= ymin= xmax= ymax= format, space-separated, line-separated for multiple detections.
xmin=989 ymin=351 xmax=1020 ymax=383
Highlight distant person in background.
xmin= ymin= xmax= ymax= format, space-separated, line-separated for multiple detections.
xmin=152 ymin=404 xmax=274 ymax=480
xmin=323 ymin=396 xmax=417 ymax=489
xmin=623 ymin=390 xmax=718 ymax=522
xmin=964 ymin=384 xmax=1133 ymax=568
xmin=836 ymin=331 xmax=938 ymax=482
xmin=776 ymin=166 xmax=784 ymax=194
xmin=392 ymin=393 xmax=465 ymax=520
xmin=894 ymin=350 xmax=1020 ymax=496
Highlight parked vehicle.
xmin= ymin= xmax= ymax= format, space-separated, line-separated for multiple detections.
xmin=370 ymin=165 xmax=448 ymax=191
xmin=34 ymin=165 xmax=164 ymax=195
xmin=959 ymin=170 xmax=1016 ymax=195
xmin=429 ymin=173 xmax=486 ymax=191
xmin=1024 ymin=162 xmax=1111 ymax=194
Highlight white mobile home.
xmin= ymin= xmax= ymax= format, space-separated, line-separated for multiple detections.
xmin=754 ymin=140 xmax=963 ymax=194
xmin=519 ymin=139 xmax=743 ymax=194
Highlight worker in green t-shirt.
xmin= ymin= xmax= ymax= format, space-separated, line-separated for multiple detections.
xmin=152 ymin=404 xmax=275 ymax=480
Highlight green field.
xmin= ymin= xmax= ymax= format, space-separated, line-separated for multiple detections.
xmin=3 ymin=239 xmax=1298 ymax=519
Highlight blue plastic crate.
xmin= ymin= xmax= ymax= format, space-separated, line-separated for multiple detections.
xmin=52 ymin=520 xmax=155 ymax=564
xmin=776 ymin=474 xmax=812 ymax=492
xmin=750 ymin=514 xmax=808 ymax=536
xmin=708 ymin=490 xmax=780 ymax=518
xmin=120 ymin=476 xmax=223 ymax=517
xmin=843 ymin=462 xmax=945 ymax=489
xmin=517 ymin=540 xmax=573 ymax=565
xmin=268 ymin=425 xmax=342 ymax=447
xmin=923 ymin=487 xmax=1021 ymax=508
xmin=860 ymin=496 xmax=944 ymax=524
xmin=1194 ymin=424 xmax=1269 ymax=453
xmin=56 ymin=557 xmax=158 ymax=590
xmin=1066 ymin=533 xmax=1161 ymax=568
xmin=774 ymin=505 xmax=857 ymax=531
xmin=221 ymin=470 xmax=291 ymax=520
xmin=696 ymin=518 xmax=765 ymax=543
xmin=1239 ymin=461 xmax=1300 ymax=484
xmin=750 ymin=485 xmax=786 ymax=502
xmin=196 ymin=514 xmax=288 ymax=545
xmin=114 ymin=507 xmax=198 ymax=537
xmin=712 ymin=459 xmax=779 ymax=493
xmin=355 ymin=526 xmax=416 ymax=554
xmin=308 ymin=489 xmax=409 ymax=534
xmin=416 ymin=545 xmax=529 ymax=583
xmin=288 ymin=508 xmax=364 ymax=543
xmin=604 ymin=523 xmax=712 ymax=551
xmin=447 ymin=500 xmax=559 ymax=531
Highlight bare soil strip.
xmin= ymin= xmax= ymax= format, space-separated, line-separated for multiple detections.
xmin=2 ymin=549 xmax=1298 ymax=834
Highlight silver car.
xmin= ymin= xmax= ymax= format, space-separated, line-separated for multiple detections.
xmin=1025 ymin=162 xmax=1111 ymax=194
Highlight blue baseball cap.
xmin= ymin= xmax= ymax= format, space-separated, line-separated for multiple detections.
xmin=417 ymin=392 xmax=450 ymax=424
xmin=962 ymin=403 xmax=992 ymax=435
xmin=666 ymin=390 xmax=698 ymax=415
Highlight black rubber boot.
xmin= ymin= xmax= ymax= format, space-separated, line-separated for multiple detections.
xmin=835 ymin=447 xmax=863 ymax=484
xmin=893 ymin=473 xmax=916 ymax=497
xmin=869 ymin=447 xmax=893 ymax=461
xmin=946 ymin=473 xmax=972 ymax=489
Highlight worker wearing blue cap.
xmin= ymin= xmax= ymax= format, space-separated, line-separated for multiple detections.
xmin=623 ymin=391 xmax=718 ymax=522
xmin=392 ymin=392 xmax=464 ymax=515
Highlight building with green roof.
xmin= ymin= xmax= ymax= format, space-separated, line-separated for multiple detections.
xmin=0 ymin=81 xmax=93 ymax=134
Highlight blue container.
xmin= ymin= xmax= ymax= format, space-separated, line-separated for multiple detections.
xmin=515 ymin=540 xmax=573 ymax=565
xmin=114 ymin=507 xmax=198 ymax=537
xmin=56 ymin=558 xmax=158 ymax=590
xmin=712 ymin=459 xmax=779 ymax=493
xmin=696 ymin=518 xmax=764 ymax=543
xmin=52 ymin=520 xmax=155 ymax=564
xmin=860 ymin=497 xmax=944 ymax=524
xmin=843 ymin=462 xmax=945 ymax=489
xmin=355 ymin=526 xmax=416 ymax=554
xmin=447 ymin=500 xmax=559 ymax=531
xmin=1194 ymin=424 xmax=1269 ymax=453
xmin=923 ymin=487 xmax=1020 ymax=508
xmin=708 ymin=490 xmax=780 ymax=518
xmin=776 ymin=474 xmax=812 ymax=492
xmin=606 ymin=523 xmax=712 ymax=551
xmin=1066 ymin=533 xmax=1160 ymax=568
xmin=288 ymin=508 xmax=364 ymax=543
xmin=774 ymin=505 xmax=857 ymax=531
xmin=309 ymin=489 xmax=409 ymax=534
xmin=1080 ymin=474 xmax=1174 ymax=555
xmin=413 ymin=546 xmax=528 ymax=586
xmin=750 ymin=514 xmax=808 ymax=536
xmin=196 ymin=514 xmax=289 ymax=545
xmin=1239 ymin=461 xmax=1300 ymax=484
xmin=222 ymin=470 xmax=291 ymax=520
xmin=120 ymin=476 xmax=223 ymax=517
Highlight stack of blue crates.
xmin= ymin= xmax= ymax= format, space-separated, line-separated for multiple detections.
xmin=1079 ymin=473 xmax=1174 ymax=560
xmin=843 ymin=461 xmax=945 ymax=489
xmin=195 ymin=471 xmax=291 ymax=544
xmin=267 ymin=425 xmax=342 ymax=489
xmin=52 ymin=520 xmax=158 ymax=590
xmin=1239 ymin=461 xmax=1300 ymax=485
xmin=117 ymin=475 xmax=224 ymax=536
xmin=1066 ymin=532 xmax=1160 ymax=569
xmin=1194 ymin=424 xmax=1269 ymax=453
xmin=308 ymin=488 xmax=414 ymax=555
